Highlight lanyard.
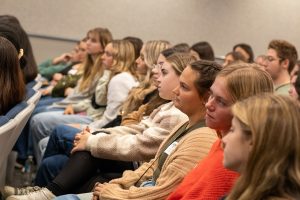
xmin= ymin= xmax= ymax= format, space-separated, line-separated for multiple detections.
xmin=152 ymin=120 xmax=205 ymax=182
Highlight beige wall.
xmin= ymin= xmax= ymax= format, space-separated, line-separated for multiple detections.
xmin=29 ymin=37 xmax=76 ymax=64
xmin=1 ymin=0 xmax=300 ymax=62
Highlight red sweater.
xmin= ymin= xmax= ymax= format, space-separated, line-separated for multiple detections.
xmin=167 ymin=139 xmax=239 ymax=200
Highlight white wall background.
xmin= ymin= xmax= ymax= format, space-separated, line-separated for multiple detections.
xmin=1 ymin=0 xmax=299 ymax=62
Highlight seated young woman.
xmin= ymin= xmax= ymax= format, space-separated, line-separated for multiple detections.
xmin=0 ymin=36 xmax=26 ymax=115
xmin=32 ymin=41 xmax=170 ymax=186
xmin=53 ymin=59 xmax=222 ymax=200
xmin=222 ymin=94 xmax=300 ymax=199
xmin=167 ymin=63 xmax=274 ymax=200
xmin=4 ymin=52 xmax=195 ymax=199
xmin=14 ymin=27 xmax=113 ymax=165
xmin=30 ymin=38 xmax=142 ymax=164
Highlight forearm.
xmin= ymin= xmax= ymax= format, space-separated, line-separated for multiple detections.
xmin=86 ymin=126 xmax=166 ymax=161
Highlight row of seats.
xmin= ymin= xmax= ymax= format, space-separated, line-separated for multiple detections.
xmin=0 ymin=80 xmax=42 ymax=189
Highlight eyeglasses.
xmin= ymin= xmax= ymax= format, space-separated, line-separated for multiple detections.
xmin=152 ymin=62 xmax=164 ymax=69
xmin=266 ymin=56 xmax=283 ymax=63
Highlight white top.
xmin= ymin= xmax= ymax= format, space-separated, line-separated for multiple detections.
xmin=89 ymin=71 xmax=139 ymax=129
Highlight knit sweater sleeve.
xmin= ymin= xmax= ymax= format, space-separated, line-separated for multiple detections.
xmin=98 ymin=127 xmax=217 ymax=200
xmin=86 ymin=103 xmax=188 ymax=161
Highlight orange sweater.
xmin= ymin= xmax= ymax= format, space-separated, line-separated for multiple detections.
xmin=167 ymin=139 xmax=239 ymax=200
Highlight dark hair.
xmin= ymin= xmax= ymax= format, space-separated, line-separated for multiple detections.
xmin=189 ymin=60 xmax=222 ymax=97
xmin=0 ymin=16 xmax=38 ymax=83
xmin=233 ymin=43 xmax=254 ymax=63
xmin=173 ymin=43 xmax=190 ymax=53
xmin=160 ymin=48 xmax=176 ymax=58
xmin=225 ymin=51 xmax=247 ymax=64
xmin=268 ymin=40 xmax=298 ymax=74
xmin=0 ymin=36 xmax=26 ymax=114
xmin=161 ymin=47 xmax=192 ymax=59
xmin=123 ymin=36 xmax=143 ymax=60
xmin=190 ymin=41 xmax=215 ymax=61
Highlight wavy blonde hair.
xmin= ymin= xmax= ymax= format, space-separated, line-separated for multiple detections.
xmin=227 ymin=94 xmax=300 ymax=200
xmin=79 ymin=27 xmax=112 ymax=92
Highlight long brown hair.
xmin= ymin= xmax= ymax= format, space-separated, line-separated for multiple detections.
xmin=79 ymin=27 xmax=112 ymax=92
xmin=227 ymin=94 xmax=300 ymax=200
xmin=0 ymin=36 xmax=25 ymax=115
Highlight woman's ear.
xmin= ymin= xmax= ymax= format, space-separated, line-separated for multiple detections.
xmin=18 ymin=48 xmax=24 ymax=59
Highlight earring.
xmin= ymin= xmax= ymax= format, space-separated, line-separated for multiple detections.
xmin=18 ymin=48 xmax=24 ymax=59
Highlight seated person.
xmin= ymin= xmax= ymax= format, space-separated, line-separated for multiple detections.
xmin=222 ymin=94 xmax=300 ymax=199
xmin=167 ymin=63 xmax=274 ymax=200
xmin=0 ymin=36 xmax=25 ymax=115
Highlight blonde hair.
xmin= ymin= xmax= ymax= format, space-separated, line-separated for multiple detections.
xmin=166 ymin=52 xmax=196 ymax=75
xmin=142 ymin=40 xmax=171 ymax=83
xmin=79 ymin=27 xmax=112 ymax=91
xmin=110 ymin=40 xmax=136 ymax=78
xmin=120 ymin=40 xmax=170 ymax=116
xmin=143 ymin=40 xmax=171 ymax=67
xmin=227 ymin=94 xmax=300 ymax=200
xmin=218 ymin=63 xmax=274 ymax=102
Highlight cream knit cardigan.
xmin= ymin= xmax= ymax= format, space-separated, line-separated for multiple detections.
xmin=97 ymin=121 xmax=218 ymax=200
xmin=86 ymin=102 xmax=188 ymax=161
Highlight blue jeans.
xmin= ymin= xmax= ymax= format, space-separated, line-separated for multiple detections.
xmin=13 ymin=97 xmax=64 ymax=162
xmin=35 ymin=125 xmax=80 ymax=186
xmin=54 ymin=194 xmax=80 ymax=200
xmin=54 ymin=193 xmax=92 ymax=200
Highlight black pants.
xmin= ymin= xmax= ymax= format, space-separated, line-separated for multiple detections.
xmin=47 ymin=151 xmax=134 ymax=195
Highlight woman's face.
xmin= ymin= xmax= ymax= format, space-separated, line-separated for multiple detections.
xmin=136 ymin=46 xmax=148 ymax=75
xmin=157 ymin=60 xmax=180 ymax=100
xmin=223 ymin=54 xmax=234 ymax=67
xmin=205 ymin=76 xmax=233 ymax=133
xmin=289 ymin=74 xmax=299 ymax=100
xmin=173 ymin=66 xmax=203 ymax=116
xmin=101 ymin=43 xmax=114 ymax=70
xmin=71 ymin=41 xmax=87 ymax=62
xmin=152 ymin=54 xmax=166 ymax=87
xmin=86 ymin=32 xmax=103 ymax=55
xmin=222 ymin=117 xmax=252 ymax=172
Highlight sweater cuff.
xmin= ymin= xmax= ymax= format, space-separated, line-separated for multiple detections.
xmin=86 ymin=133 xmax=107 ymax=152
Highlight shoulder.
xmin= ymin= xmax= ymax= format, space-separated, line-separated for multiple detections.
xmin=181 ymin=127 xmax=218 ymax=145
xmin=110 ymin=72 xmax=138 ymax=85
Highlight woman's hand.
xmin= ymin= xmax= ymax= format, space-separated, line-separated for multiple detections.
xmin=64 ymin=105 xmax=74 ymax=115
xmin=71 ymin=126 xmax=91 ymax=154
xmin=92 ymin=182 xmax=105 ymax=200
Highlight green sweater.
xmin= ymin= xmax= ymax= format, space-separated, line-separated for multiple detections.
xmin=38 ymin=59 xmax=69 ymax=80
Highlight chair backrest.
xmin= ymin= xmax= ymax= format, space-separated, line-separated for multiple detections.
xmin=4 ymin=102 xmax=28 ymax=120
xmin=0 ymin=103 xmax=35 ymax=188
xmin=26 ymin=79 xmax=43 ymax=91
xmin=26 ymin=90 xmax=42 ymax=105
xmin=0 ymin=118 xmax=17 ymax=188
xmin=0 ymin=119 xmax=17 ymax=163
xmin=9 ymin=104 xmax=35 ymax=147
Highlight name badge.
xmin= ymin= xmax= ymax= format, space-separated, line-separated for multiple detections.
xmin=164 ymin=141 xmax=178 ymax=155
